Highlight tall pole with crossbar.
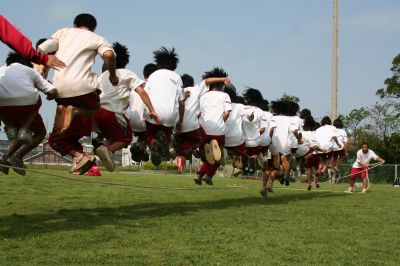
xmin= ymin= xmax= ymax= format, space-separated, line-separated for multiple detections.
xmin=331 ymin=0 xmax=339 ymax=120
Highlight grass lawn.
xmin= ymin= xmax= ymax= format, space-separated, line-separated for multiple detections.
xmin=0 ymin=168 xmax=399 ymax=265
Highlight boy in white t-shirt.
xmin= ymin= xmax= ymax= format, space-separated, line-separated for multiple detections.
xmin=195 ymin=68 xmax=232 ymax=185
xmin=128 ymin=63 xmax=158 ymax=163
xmin=38 ymin=13 xmax=118 ymax=174
xmin=0 ymin=52 xmax=58 ymax=175
xmin=345 ymin=142 xmax=385 ymax=193
xmin=144 ymin=47 xmax=184 ymax=166
xmin=242 ymin=88 xmax=266 ymax=175
xmin=93 ymin=43 xmax=159 ymax=172
xmin=331 ymin=118 xmax=348 ymax=174
xmin=315 ymin=116 xmax=341 ymax=175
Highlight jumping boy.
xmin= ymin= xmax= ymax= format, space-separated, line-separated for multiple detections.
xmin=38 ymin=13 xmax=118 ymax=174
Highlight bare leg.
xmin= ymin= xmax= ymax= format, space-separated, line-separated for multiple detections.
xmin=54 ymin=105 xmax=66 ymax=133
xmin=61 ymin=106 xmax=96 ymax=134
xmin=14 ymin=126 xmax=46 ymax=159
xmin=362 ymin=177 xmax=368 ymax=189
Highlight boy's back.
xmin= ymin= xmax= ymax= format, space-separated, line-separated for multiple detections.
xmin=199 ymin=90 xmax=231 ymax=136
xmin=39 ymin=27 xmax=113 ymax=98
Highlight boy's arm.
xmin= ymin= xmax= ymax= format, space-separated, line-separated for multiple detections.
xmin=223 ymin=110 xmax=231 ymax=121
xmin=32 ymin=70 xmax=58 ymax=100
xmin=204 ymin=77 xmax=231 ymax=86
xmin=102 ymin=50 xmax=118 ymax=86
xmin=176 ymin=100 xmax=185 ymax=132
xmin=135 ymin=85 xmax=160 ymax=124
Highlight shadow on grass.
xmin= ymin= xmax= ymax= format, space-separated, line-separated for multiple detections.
xmin=0 ymin=191 xmax=342 ymax=238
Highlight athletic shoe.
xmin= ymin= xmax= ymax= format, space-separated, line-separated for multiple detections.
xmin=150 ymin=140 xmax=162 ymax=166
xmin=70 ymin=154 xmax=94 ymax=173
xmin=79 ymin=155 xmax=96 ymax=175
xmin=242 ymin=155 xmax=249 ymax=175
xmin=344 ymin=187 xmax=355 ymax=193
xmin=17 ymin=128 xmax=33 ymax=145
xmin=204 ymin=143 xmax=215 ymax=165
xmin=0 ymin=155 xmax=10 ymax=175
xmin=95 ymin=145 xmax=115 ymax=172
xmin=92 ymin=136 xmax=105 ymax=151
xmin=361 ymin=188 xmax=367 ymax=193
xmin=169 ymin=148 xmax=177 ymax=160
xmin=130 ymin=143 xmax=142 ymax=162
xmin=141 ymin=149 xmax=150 ymax=162
xmin=233 ymin=168 xmax=242 ymax=177
xmin=155 ymin=131 xmax=169 ymax=160
xmin=7 ymin=156 xmax=25 ymax=176
xmin=260 ymin=186 xmax=268 ymax=197
xmin=5 ymin=127 xmax=17 ymax=140
xmin=194 ymin=175 xmax=202 ymax=185
xmin=284 ymin=177 xmax=290 ymax=186
xmin=203 ymin=175 xmax=213 ymax=185
xmin=280 ymin=177 xmax=285 ymax=185
xmin=210 ymin=139 xmax=221 ymax=162
xmin=248 ymin=157 xmax=256 ymax=174
xmin=307 ymin=184 xmax=312 ymax=191
xmin=193 ymin=148 xmax=201 ymax=159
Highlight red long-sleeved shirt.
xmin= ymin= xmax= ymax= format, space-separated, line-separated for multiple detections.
xmin=0 ymin=15 xmax=48 ymax=65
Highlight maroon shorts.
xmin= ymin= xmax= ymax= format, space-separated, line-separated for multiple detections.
xmin=0 ymin=97 xmax=45 ymax=134
xmin=95 ymin=108 xmax=132 ymax=146
xmin=56 ymin=91 xmax=100 ymax=110
xmin=305 ymin=154 xmax=320 ymax=169
xmin=145 ymin=121 xmax=173 ymax=146
xmin=333 ymin=149 xmax=346 ymax=159
xmin=226 ymin=142 xmax=247 ymax=156
xmin=350 ymin=167 xmax=368 ymax=180
xmin=175 ymin=128 xmax=205 ymax=156
xmin=246 ymin=146 xmax=260 ymax=157
xmin=260 ymin=146 xmax=269 ymax=153
xmin=317 ymin=151 xmax=334 ymax=160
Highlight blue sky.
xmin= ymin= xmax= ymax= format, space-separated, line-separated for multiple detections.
xmin=1 ymin=0 xmax=400 ymax=131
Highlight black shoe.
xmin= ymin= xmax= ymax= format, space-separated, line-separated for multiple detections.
xmin=155 ymin=131 xmax=169 ymax=160
xmin=285 ymin=178 xmax=290 ymax=186
xmin=92 ymin=136 xmax=104 ymax=151
xmin=150 ymin=140 xmax=162 ymax=166
xmin=248 ymin=157 xmax=256 ymax=174
xmin=280 ymin=177 xmax=285 ymax=185
xmin=130 ymin=143 xmax=142 ymax=162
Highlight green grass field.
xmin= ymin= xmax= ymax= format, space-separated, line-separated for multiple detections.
xmin=0 ymin=168 xmax=399 ymax=265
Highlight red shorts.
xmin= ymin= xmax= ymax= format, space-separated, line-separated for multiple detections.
xmin=175 ymin=128 xmax=205 ymax=157
xmin=0 ymin=97 xmax=45 ymax=135
xmin=226 ymin=142 xmax=247 ymax=156
xmin=145 ymin=121 xmax=173 ymax=146
xmin=350 ymin=167 xmax=368 ymax=180
xmin=333 ymin=149 xmax=346 ymax=159
xmin=197 ymin=134 xmax=225 ymax=177
xmin=246 ymin=146 xmax=260 ymax=157
xmin=305 ymin=154 xmax=320 ymax=169
xmin=56 ymin=91 xmax=100 ymax=110
xmin=94 ymin=108 xmax=132 ymax=146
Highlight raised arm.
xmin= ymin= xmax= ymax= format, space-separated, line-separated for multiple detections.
xmin=103 ymin=50 xmax=118 ymax=86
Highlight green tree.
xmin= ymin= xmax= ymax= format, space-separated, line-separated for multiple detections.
xmin=280 ymin=93 xmax=300 ymax=103
xmin=342 ymin=107 xmax=370 ymax=146
xmin=376 ymin=53 xmax=400 ymax=99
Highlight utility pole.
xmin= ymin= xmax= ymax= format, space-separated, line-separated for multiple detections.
xmin=331 ymin=0 xmax=339 ymax=120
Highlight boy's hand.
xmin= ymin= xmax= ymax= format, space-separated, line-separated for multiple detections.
xmin=46 ymin=55 xmax=66 ymax=70
xmin=184 ymin=91 xmax=191 ymax=100
xmin=149 ymin=111 xmax=161 ymax=125
xmin=46 ymin=88 xmax=59 ymax=100
xmin=109 ymin=75 xmax=119 ymax=86
xmin=224 ymin=78 xmax=231 ymax=87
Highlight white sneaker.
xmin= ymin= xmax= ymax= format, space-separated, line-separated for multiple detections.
xmin=233 ymin=168 xmax=242 ymax=177
xmin=5 ymin=127 xmax=17 ymax=140
xmin=204 ymin=143 xmax=215 ymax=165
xmin=95 ymin=145 xmax=115 ymax=172
xmin=70 ymin=154 xmax=95 ymax=174
xmin=210 ymin=139 xmax=221 ymax=162
xmin=361 ymin=188 xmax=367 ymax=193
xmin=344 ymin=187 xmax=355 ymax=193
xmin=7 ymin=156 xmax=25 ymax=176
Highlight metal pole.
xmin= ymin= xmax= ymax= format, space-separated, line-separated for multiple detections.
xmin=331 ymin=0 xmax=339 ymax=120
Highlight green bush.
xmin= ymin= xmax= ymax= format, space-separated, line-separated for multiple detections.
xmin=142 ymin=162 xmax=178 ymax=171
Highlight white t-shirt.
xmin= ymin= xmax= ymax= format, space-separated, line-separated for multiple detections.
xmin=269 ymin=115 xmax=291 ymax=155
xmin=98 ymin=69 xmax=144 ymax=114
xmin=225 ymin=103 xmax=246 ymax=147
xmin=180 ymin=81 xmax=208 ymax=133
xmin=143 ymin=69 xmax=184 ymax=127
xmin=288 ymin=116 xmax=304 ymax=148
xmin=125 ymin=91 xmax=146 ymax=133
xmin=296 ymin=130 xmax=317 ymax=157
xmin=333 ymin=128 xmax=348 ymax=151
xmin=199 ymin=90 xmax=232 ymax=136
xmin=315 ymin=125 xmax=338 ymax=152
xmin=242 ymin=105 xmax=264 ymax=147
xmin=352 ymin=149 xmax=378 ymax=168
xmin=38 ymin=27 xmax=114 ymax=98
xmin=259 ymin=111 xmax=273 ymax=147
xmin=0 ymin=63 xmax=53 ymax=106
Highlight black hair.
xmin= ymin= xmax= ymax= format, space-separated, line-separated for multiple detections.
xmin=300 ymin=108 xmax=316 ymax=131
xmin=333 ymin=118 xmax=344 ymax=129
xmin=181 ymin=74 xmax=194 ymax=88
xmin=225 ymin=87 xmax=238 ymax=103
xmin=202 ymin=67 xmax=228 ymax=90
xmin=286 ymin=101 xmax=300 ymax=116
xmin=113 ymin=42 xmax=130 ymax=69
xmin=321 ymin=116 xmax=332 ymax=126
xmin=259 ymin=99 xmax=270 ymax=112
xmin=271 ymin=101 xmax=282 ymax=115
xmin=362 ymin=141 xmax=369 ymax=147
xmin=243 ymin=87 xmax=263 ymax=107
xmin=314 ymin=122 xmax=321 ymax=130
xmin=300 ymin=108 xmax=312 ymax=119
xmin=6 ymin=51 xmax=33 ymax=68
xmin=153 ymin=46 xmax=179 ymax=70
xmin=143 ymin=63 xmax=157 ymax=79
xmin=236 ymin=96 xmax=245 ymax=104
xmin=74 ymin=13 xmax=97 ymax=30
